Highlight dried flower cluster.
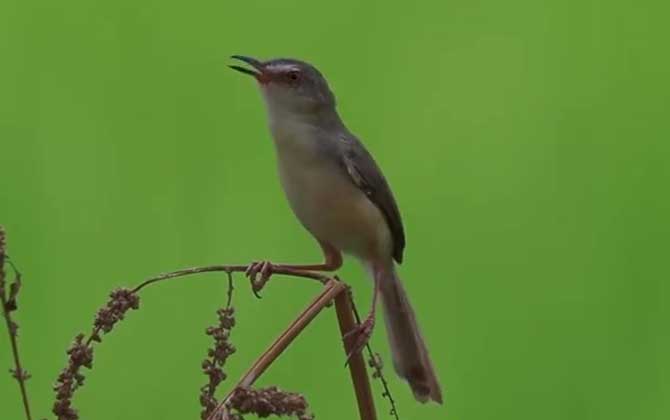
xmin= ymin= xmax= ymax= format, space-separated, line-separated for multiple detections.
xmin=228 ymin=386 xmax=314 ymax=420
xmin=52 ymin=334 xmax=93 ymax=419
xmin=52 ymin=288 xmax=140 ymax=420
xmin=200 ymin=306 xmax=237 ymax=419
xmin=92 ymin=288 xmax=140 ymax=339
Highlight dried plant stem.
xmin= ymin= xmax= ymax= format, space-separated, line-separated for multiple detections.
xmin=1 ymin=278 xmax=33 ymax=420
xmin=1 ymin=225 xmax=393 ymax=420
xmin=350 ymin=292 xmax=399 ymax=420
xmin=200 ymin=271 xmax=237 ymax=419
xmin=131 ymin=264 xmax=328 ymax=294
xmin=239 ymin=279 xmax=346 ymax=388
xmin=53 ymin=263 xmax=333 ymax=420
xmin=1 ymin=296 xmax=33 ymax=420
xmin=335 ymin=288 xmax=377 ymax=420
xmin=0 ymin=227 xmax=33 ymax=420
xmin=209 ymin=279 xmax=348 ymax=419
xmin=49 ymin=260 xmax=390 ymax=420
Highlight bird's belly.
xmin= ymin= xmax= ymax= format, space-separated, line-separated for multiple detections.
xmin=278 ymin=158 xmax=392 ymax=261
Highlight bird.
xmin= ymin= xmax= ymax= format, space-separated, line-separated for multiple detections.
xmin=229 ymin=55 xmax=442 ymax=404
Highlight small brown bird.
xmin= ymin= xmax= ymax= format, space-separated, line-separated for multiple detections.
xmin=230 ymin=55 xmax=442 ymax=404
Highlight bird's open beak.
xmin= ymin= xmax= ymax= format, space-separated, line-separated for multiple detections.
xmin=229 ymin=55 xmax=265 ymax=81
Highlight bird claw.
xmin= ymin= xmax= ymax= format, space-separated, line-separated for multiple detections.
xmin=246 ymin=260 xmax=274 ymax=298
xmin=344 ymin=316 xmax=375 ymax=366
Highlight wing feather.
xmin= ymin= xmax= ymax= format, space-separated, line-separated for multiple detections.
xmin=339 ymin=134 xmax=406 ymax=263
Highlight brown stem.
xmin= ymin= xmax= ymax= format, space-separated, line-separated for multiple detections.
xmin=335 ymin=288 xmax=377 ymax=420
xmin=208 ymin=279 xmax=348 ymax=420
xmin=1 ymin=284 xmax=33 ymax=420
xmin=77 ymin=264 xmax=326 ymax=349
xmin=0 ymin=227 xmax=33 ymax=420
xmin=74 ymin=263 xmax=329 ymax=350
xmin=350 ymin=292 xmax=399 ymax=420
xmin=131 ymin=264 xmax=328 ymax=294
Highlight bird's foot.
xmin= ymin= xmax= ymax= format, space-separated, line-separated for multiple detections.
xmin=343 ymin=314 xmax=375 ymax=365
xmin=245 ymin=260 xmax=274 ymax=298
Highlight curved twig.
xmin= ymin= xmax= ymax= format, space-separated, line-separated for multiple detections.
xmin=130 ymin=264 xmax=328 ymax=294
xmin=53 ymin=262 xmax=335 ymax=420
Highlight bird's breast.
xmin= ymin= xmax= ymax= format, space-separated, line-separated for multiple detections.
xmin=269 ymin=120 xmax=392 ymax=261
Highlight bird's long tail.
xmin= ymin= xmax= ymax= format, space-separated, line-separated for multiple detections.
xmin=374 ymin=264 xmax=443 ymax=404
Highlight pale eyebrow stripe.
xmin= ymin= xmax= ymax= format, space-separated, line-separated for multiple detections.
xmin=267 ymin=64 xmax=300 ymax=72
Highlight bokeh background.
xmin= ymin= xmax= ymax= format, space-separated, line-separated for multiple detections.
xmin=1 ymin=1 xmax=668 ymax=419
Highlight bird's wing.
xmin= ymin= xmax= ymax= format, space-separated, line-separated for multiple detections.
xmin=339 ymin=134 xmax=406 ymax=263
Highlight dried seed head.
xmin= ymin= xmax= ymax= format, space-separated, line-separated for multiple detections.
xmin=229 ymin=386 xmax=314 ymax=420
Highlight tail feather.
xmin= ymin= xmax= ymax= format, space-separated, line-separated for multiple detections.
xmin=376 ymin=265 xmax=443 ymax=404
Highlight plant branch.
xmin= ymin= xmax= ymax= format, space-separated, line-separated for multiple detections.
xmin=350 ymin=291 xmax=399 ymax=420
xmin=53 ymin=262 xmax=339 ymax=420
xmin=335 ymin=288 xmax=377 ymax=420
xmin=84 ymin=263 xmax=327 ymax=349
xmin=1 ymin=225 xmax=393 ymax=420
xmin=208 ymin=279 xmax=347 ymax=420
xmin=200 ymin=271 xmax=238 ymax=419
xmin=0 ymin=226 xmax=34 ymax=420
xmin=130 ymin=264 xmax=329 ymax=294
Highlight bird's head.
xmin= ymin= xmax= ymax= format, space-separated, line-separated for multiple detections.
xmin=230 ymin=56 xmax=336 ymax=116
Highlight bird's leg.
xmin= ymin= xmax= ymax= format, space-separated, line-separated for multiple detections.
xmin=245 ymin=241 xmax=342 ymax=295
xmin=344 ymin=267 xmax=381 ymax=364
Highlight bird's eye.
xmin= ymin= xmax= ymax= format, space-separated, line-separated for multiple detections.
xmin=287 ymin=70 xmax=300 ymax=82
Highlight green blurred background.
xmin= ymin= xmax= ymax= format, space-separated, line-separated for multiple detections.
xmin=1 ymin=1 xmax=668 ymax=419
